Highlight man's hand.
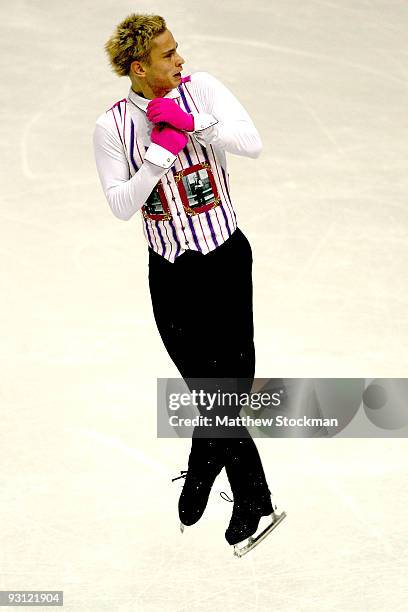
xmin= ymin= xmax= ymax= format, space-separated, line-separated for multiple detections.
xmin=150 ymin=125 xmax=188 ymax=156
xmin=147 ymin=98 xmax=194 ymax=132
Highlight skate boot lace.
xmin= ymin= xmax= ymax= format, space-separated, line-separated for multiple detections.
xmin=220 ymin=491 xmax=233 ymax=502
xmin=171 ymin=470 xmax=187 ymax=482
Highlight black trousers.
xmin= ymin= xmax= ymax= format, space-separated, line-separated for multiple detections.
xmin=148 ymin=228 xmax=269 ymax=487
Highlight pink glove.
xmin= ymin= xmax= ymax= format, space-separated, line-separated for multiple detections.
xmin=147 ymin=98 xmax=194 ymax=132
xmin=150 ymin=125 xmax=188 ymax=156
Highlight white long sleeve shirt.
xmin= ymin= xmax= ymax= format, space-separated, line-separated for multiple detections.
xmin=93 ymin=71 xmax=262 ymax=262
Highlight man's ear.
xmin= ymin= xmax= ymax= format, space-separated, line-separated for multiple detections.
xmin=130 ymin=60 xmax=146 ymax=79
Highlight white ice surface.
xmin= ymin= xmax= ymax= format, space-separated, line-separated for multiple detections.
xmin=1 ymin=0 xmax=407 ymax=610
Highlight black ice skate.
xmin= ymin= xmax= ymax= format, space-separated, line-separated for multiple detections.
xmin=172 ymin=437 xmax=224 ymax=531
xmin=223 ymin=438 xmax=287 ymax=557
xmin=223 ymin=492 xmax=286 ymax=557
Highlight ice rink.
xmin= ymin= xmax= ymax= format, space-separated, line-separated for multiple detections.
xmin=1 ymin=0 xmax=408 ymax=610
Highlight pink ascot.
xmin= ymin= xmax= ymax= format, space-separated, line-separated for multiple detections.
xmin=147 ymin=97 xmax=195 ymax=132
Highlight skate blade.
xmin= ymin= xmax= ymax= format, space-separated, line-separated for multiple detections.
xmin=180 ymin=522 xmax=185 ymax=534
xmin=233 ymin=511 xmax=287 ymax=558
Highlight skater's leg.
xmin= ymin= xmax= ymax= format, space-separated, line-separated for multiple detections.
xmin=148 ymin=246 xmax=227 ymax=526
xmin=192 ymin=230 xmax=277 ymax=546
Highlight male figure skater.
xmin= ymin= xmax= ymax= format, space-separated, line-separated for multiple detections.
xmin=93 ymin=13 xmax=285 ymax=556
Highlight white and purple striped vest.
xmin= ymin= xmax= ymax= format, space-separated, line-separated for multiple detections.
xmin=107 ymin=76 xmax=237 ymax=263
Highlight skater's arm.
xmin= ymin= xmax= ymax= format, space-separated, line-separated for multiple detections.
xmin=189 ymin=72 xmax=262 ymax=159
xmin=93 ymin=121 xmax=174 ymax=221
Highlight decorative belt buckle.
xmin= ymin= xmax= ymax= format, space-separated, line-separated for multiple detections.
xmin=176 ymin=162 xmax=220 ymax=216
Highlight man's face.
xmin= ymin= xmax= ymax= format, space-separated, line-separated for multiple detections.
xmin=142 ymin=29 xmax=185 ymax=95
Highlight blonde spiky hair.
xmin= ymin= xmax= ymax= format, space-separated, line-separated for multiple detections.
xmin=104 ymin=13 xmax=167 ymax=77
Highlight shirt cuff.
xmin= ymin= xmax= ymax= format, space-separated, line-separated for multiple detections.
xmin=191 ymin=112 xmax=219 ymax=133
xmin=144 ymin=143 xmax=177 ymax=169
